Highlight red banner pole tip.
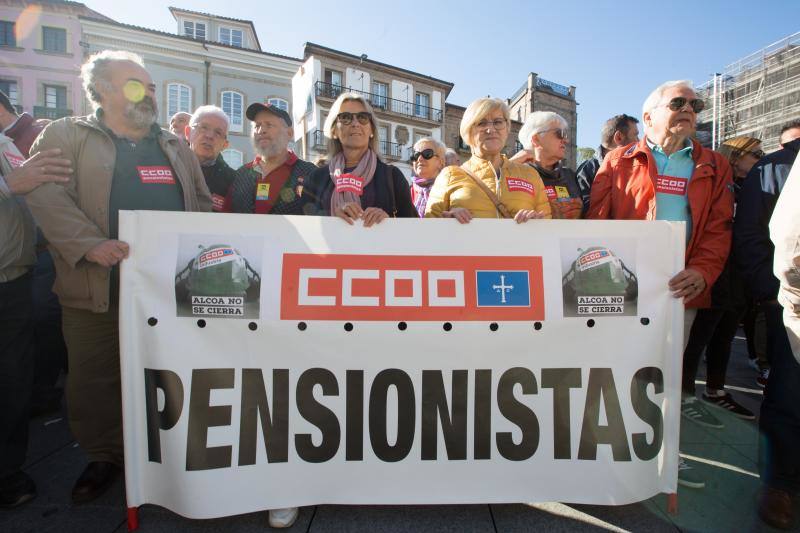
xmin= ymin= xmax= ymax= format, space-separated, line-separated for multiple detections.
xmin=127 ymin=507 xmax=139 ymax=531
xmin=667 ymin=493 xmax=678 ymax=515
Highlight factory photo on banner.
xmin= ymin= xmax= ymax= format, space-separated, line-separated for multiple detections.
xmin=560 ymin=238 xmax=638 ymax=317
xmin=174 ymin=234 xmax=263 ymax=319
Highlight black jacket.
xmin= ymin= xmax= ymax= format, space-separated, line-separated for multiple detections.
xmin=300 ymin=159 xmax=416 ymax=218
xmin=733 ymin=138 xmax=800 ymax=302
xmin=575 ymin=155 xmax=601 ymax=216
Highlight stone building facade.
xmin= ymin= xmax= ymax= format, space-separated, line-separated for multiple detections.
xmin=507 ymin=72 xmax=578 ymax=168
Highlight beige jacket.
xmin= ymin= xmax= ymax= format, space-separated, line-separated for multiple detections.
xmin=770 ymin=151 xmax=800 ymax=361
xmin=26 ymin=114 xmax=212 ymax=312
xmin=0 ymin=134 xmax=36 ymax=282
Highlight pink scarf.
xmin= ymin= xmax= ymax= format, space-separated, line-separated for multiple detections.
xmin=328 ymin=149 xmax=378 ymax=215
xmin=412 ymin=176 xmax=435 ymax=217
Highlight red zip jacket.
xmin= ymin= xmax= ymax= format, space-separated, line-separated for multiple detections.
xmin=587 ymin=137 xmax=734 ymax=308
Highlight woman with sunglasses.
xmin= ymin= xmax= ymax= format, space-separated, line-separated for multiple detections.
xmin=410 ymin=137 xmax=447 ymax=217
xmin=425 ymin=97 xmax=550 ymax=222
xmin=512 ymin=111 xmax=582 ymax=219
xmin=301 ymin=92 xmax=416 ymax=224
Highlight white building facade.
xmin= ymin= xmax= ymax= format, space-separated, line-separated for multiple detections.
xmin=79 ymin=9 xmax=301 ymax=167
xmin=293 ymin=43 xmax=453 ymax=180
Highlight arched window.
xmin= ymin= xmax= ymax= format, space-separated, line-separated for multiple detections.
xmin=221 ymin=149 xmax=243 ymax=169
xmin=167 ymin=83 xmax=191 ymax=119
xmin=267 ymin=97 xmax=289 ymax=112
xmin=221 ymin=91 xmax=244 ymax=133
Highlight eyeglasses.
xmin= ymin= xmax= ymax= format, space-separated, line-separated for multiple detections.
xmin=194 ymin=123 xmax=227 ymax=140
xmin=336 ymin=111 xmax=371 ymax=125
xmin=475 ymin=118 xmax=507 ymax=131
xmin=747 ymin=149 xmax=765 ymax=159
xmin=664 ymin=97 xmax=705 ymax=113
xmin=541 ymin=128 xmax=569 ymax=141
xmin=411 ymin=148 xmax=436 ymax=162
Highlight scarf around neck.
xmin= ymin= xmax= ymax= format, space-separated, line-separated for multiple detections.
xmin=328 ymin=149 xmax=378 ymax=214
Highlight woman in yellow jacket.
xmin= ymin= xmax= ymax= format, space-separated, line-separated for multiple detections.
xmin=424 ymin=97 xmax=551 ymax=222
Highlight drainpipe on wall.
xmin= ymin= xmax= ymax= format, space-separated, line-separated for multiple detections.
xmin=204 ymin=60 xmax=211 ymax=105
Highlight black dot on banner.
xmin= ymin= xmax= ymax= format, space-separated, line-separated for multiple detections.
xmin=344 ymin=322 xmax=354 ymax=332
xmin=586 ymin=319 xmax=595 ymax=328
xmin=297 ymin=322 xmax=307 ymax=331
xmin=640 ymin=317 xmax=650 ymax=326
xmin=147 ymin=317 xmax=157 ymax=327
xmin=534 ymin=322 xmax=543 ymax=331
xmin=489 ymin=323 xmax=499 ymax=331
xmin=197 ymin=319 xmax=206 ymax=328
xmin=248 ymin=322 xmax=258 ymax=331
xmin=443 ymin=322 xmax=453 ymax=332
xmin=398 ymin=322 xmax=407 ymax=331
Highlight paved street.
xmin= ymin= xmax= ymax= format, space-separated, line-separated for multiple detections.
xmin=2 ymin=334 xmax=798 ymax=532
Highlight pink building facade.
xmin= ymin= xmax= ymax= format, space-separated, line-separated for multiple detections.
xmin=0 ymin=0 xmax=109 ymax=119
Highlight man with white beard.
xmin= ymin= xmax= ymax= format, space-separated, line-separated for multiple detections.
xmin=230 ymin=102 xmax=315 ymax=215
xmin=25 ymin=50 xmax=211 ymax=504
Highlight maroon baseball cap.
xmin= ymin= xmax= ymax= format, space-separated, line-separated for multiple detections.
xmin=246 ymin=101 xmax=291 ymax=126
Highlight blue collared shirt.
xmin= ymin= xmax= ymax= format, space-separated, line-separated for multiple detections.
xmin=647 ymin=137 xmax=694 ymax=241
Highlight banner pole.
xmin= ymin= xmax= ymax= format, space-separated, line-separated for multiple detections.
xmin=127 ymin=506 xmax=139 ymax=531
xmin=667 ymin=493 xmax=678 ymax=515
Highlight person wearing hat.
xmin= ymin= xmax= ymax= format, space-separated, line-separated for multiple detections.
xmin=229 ymin=102 xmax=315 ymax=215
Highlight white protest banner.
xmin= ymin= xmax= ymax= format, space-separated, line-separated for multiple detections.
xmin=119 ymin=212 xmax=685 ymax=519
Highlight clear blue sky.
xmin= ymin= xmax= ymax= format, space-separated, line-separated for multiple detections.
xmin=85 ymin=0 xmax=800 ymax=151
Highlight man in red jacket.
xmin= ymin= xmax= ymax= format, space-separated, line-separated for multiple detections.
xmin=589 ymin=79 xmax=734 ymax=489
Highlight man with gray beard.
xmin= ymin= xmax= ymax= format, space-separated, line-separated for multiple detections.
xmin=230 ymin=102 xmax=315 ymax=215
xmin=25 ymin=50 xmax=211 ymax=503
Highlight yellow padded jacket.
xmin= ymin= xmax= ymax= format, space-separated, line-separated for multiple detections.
xmin=424 ymin=155 xmax=551 ymax=219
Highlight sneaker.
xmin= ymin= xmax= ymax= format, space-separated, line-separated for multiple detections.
xmin=702 ymin=392 xmax=756 ymax=420
xmin=681 ymin=396 xmax=724 ymax=428
xmin=0 ymin=471 xmax=36 ymax=508
xmin=756 ymin=367 xmax=770 ymax=388
xmin=678 ymin=457 xmax=705 ymax=489
xmin=748 ymin=357 xmax=760 ymax=372
xmin=269 ymin=507 xmax=299 ymax=529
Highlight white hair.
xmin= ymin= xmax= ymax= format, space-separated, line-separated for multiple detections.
xmin=189 ymin=105 xmax=229 ymax=130
xmin=641 ymin=80 xmax=694 ymax=118
xmin=81 ymin=50 xmax=145 ymax=111
xmin=518 ymin=111 xmax=568 ymax=150
xmin=413 ymin=137 xmax=446 ymax=159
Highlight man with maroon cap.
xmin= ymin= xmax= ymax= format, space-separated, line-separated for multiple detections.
xmin=230 ymin=102 xmax=315 ymax=215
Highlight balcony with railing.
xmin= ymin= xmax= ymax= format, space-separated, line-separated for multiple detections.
xmin=309 ymin=129 xmax=326 ymax=151
xmin=34 ymin=106 xmax=72 ymax=120
xmin=314 ymin=81 xmax=443 ymax=122
xmin=379 ymin=139 xmax=403 ymax=160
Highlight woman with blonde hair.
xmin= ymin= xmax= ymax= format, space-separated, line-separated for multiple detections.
xmin=424 ymin=97 xmax=550 ymax=223
xmin=301 ymin=92 xmax=415 ymax=224
xmin=410 ymin=136 xmax=447 ymax=217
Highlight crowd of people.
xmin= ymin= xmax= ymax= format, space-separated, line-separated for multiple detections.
xmin=1 ymin=48 xmax=799 ymax=530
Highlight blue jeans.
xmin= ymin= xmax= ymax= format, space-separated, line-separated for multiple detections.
xmin=759 ymin=302 xmax=800 ymax=492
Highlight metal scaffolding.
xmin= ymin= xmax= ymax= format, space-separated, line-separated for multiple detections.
xmin=697 ymin=32 xmax=800 ymax=153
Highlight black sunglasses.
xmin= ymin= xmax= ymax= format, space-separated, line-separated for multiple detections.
xmin=336 ymin=111 xmax=371 ymax=125
xmin=748 ymin=149 xmax=766 ymax=159
xmin=411 ymin=148 xmax=436 ymax=162
xmin=665 ymin=97 xmax=705 ymax=113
